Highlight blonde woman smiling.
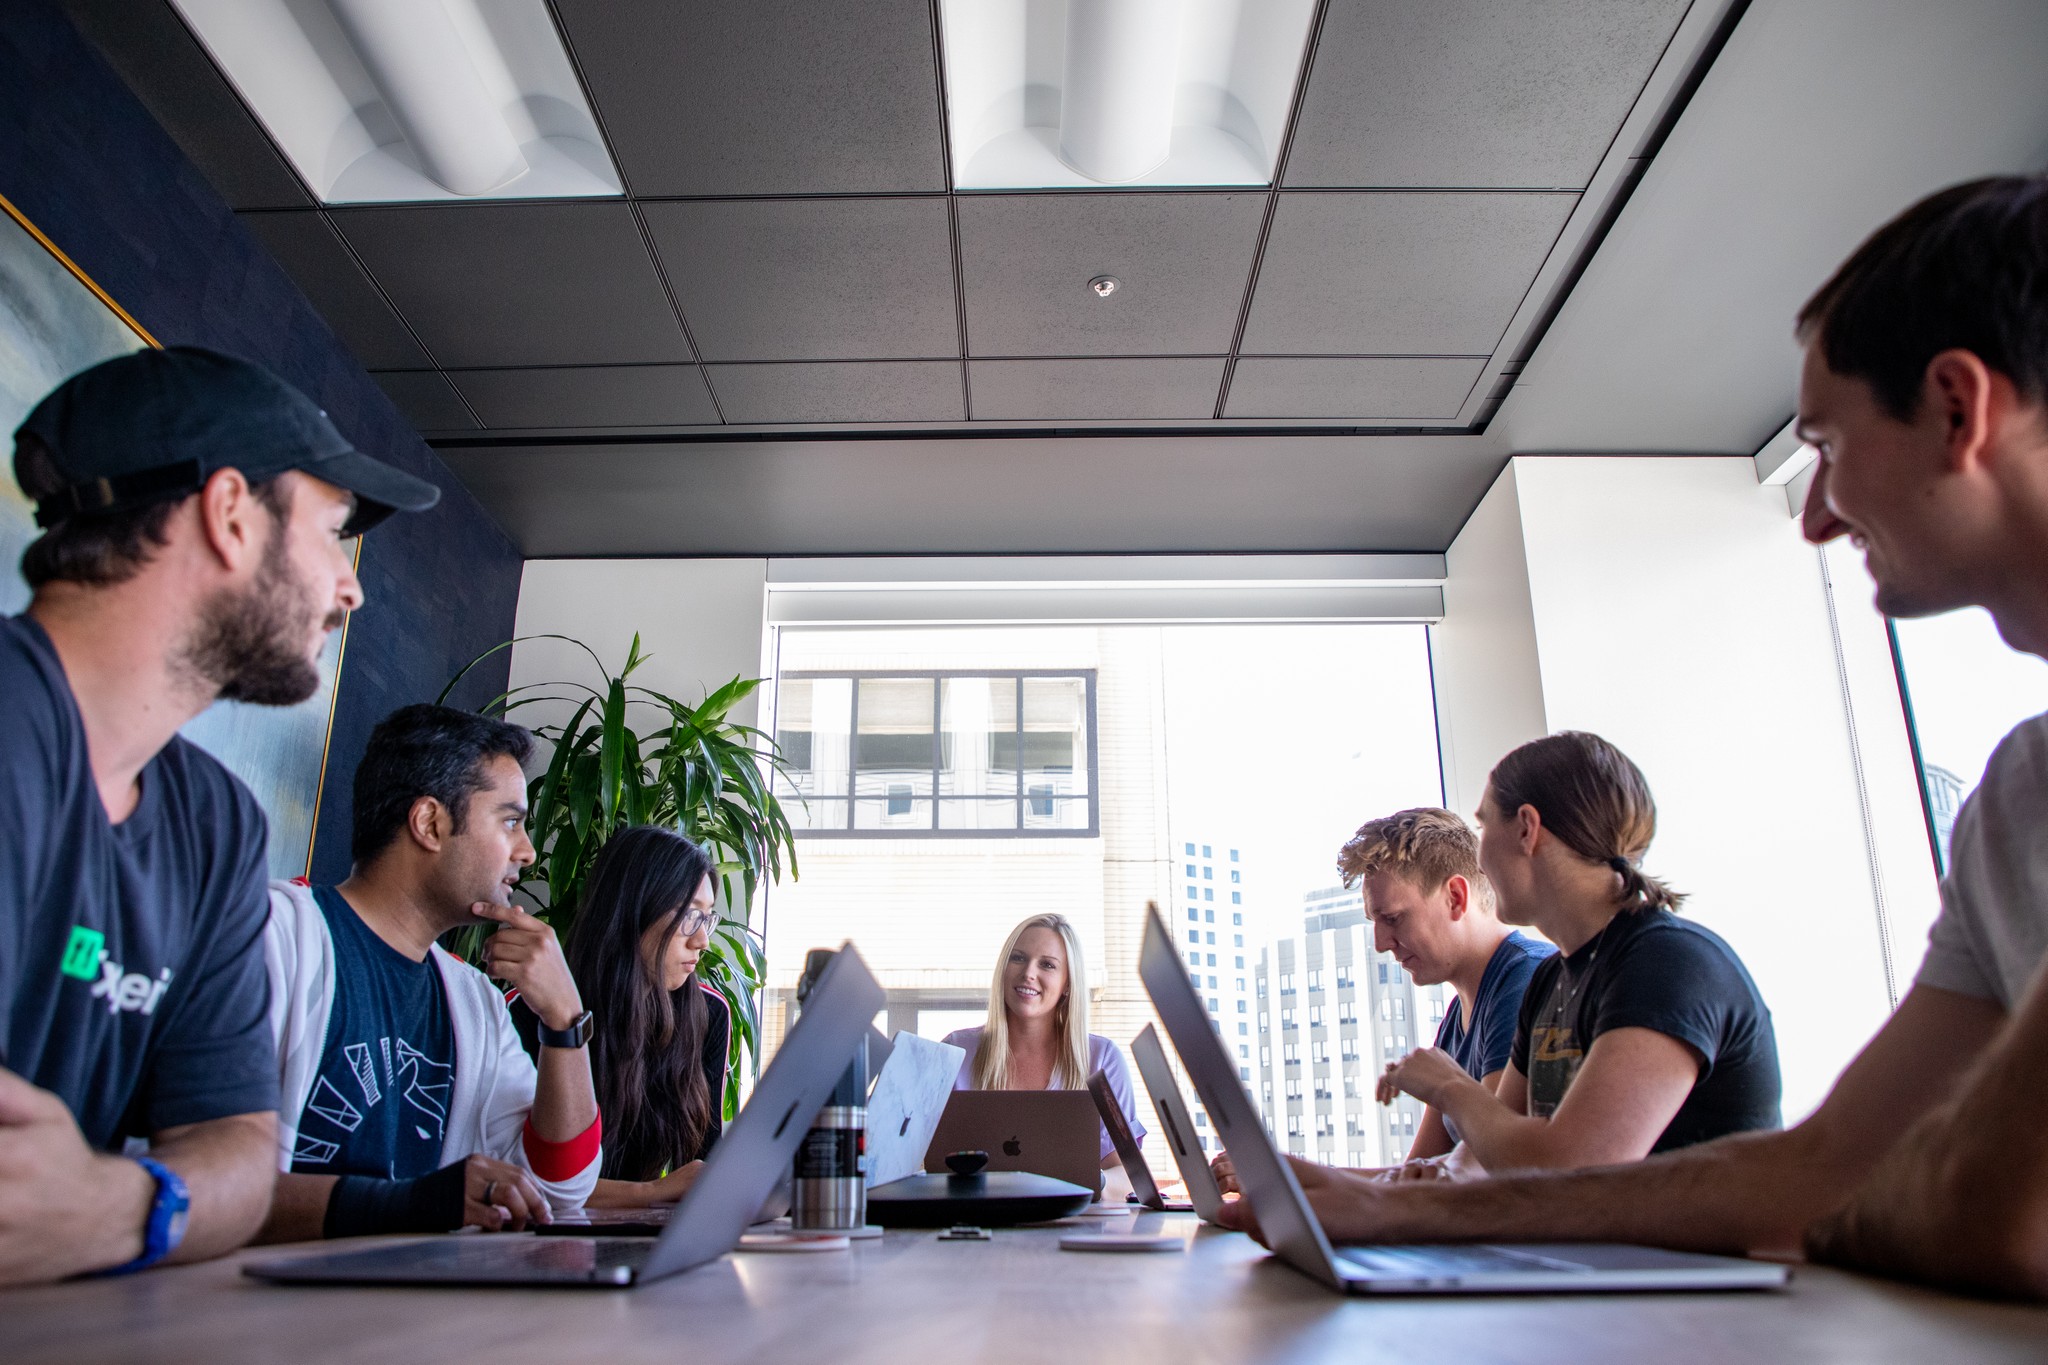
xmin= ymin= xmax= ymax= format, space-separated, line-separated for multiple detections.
xmin=944 ymin=914 xmax=1145 ymax=1170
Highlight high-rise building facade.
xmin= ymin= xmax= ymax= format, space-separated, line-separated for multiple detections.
xmin=1252 ymin=887 xmax=1450 ymax=1167
xmin=1166 ymin=837 xmax=1255 ymax=1155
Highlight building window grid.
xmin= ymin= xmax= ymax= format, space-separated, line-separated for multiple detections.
xmin=779 ymin=669 xmax=1099 ymax=839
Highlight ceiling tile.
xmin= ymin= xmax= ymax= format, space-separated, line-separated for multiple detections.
xmin=709 ymin=362 xmax=962 ymax=424
xmin=553 ymin=0 xmax=944 ymax=195
xmin=370 ymin=371 xmax=476 ymax=431
xmin=957 ymin=193 xmax=1264 ymax=357
xmin=642 ymin=199 xmax=957 ymax=362
xmin=449 ymin=365 xmax=718 ymax=429
xmin=238 ymin=210 xmax=428 ymax=370
xmin=332 ymin=203 xmax=689 ymax=368
xmin=1223 ymin=358 xmax=1484 ymax=420
xmin=969 ymin=359 xmax=1226 ymax=420
xmin=1286 ymin=0 xmax=1691 ymax=190
xmin=68 ymin=0 xmax=310 ymax=210
xmin=1242 ymin=192 xmax=1576 ymax=355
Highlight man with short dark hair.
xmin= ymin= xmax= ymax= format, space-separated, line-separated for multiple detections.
xmin=0 ymin=347 xmax=439 ymax=1283
xmin=1219 ymin=175 xmax=2048 ymax=1299
xmin=260 ymin=704 xmax=601 ymax=1241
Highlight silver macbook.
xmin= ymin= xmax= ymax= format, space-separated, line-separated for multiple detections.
xmin=924 ymin=1090 xmax=1104 ymax=1195
xmin=864 ymin=1031 xmax=965 ymax=1189
xmin=1127 ymin=1024 xmax=1226 ymax=1222
xmin=244 ymin=942 xmax=886 ymax=1289
xmin=1088 ymin=1061 xmax=1189 ymax=1213
xmin=1137 ymin=905 xmax=1787 ymax=1295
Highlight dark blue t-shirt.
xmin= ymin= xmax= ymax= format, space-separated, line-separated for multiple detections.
xmin=1510 ymin=908 xmax=1782 ymax=1153
xmin=1433 ymin=931 xmax=1553 ymax=1143
xmin=0 ymin=614 xmax=277 ymax=1148
xmin=288 ymin=886 xmax=455 ymax=1179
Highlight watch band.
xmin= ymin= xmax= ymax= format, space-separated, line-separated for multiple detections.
xmin=101 ymin=1156 xmax=189 ymax=1276
xmin=537 ymin=1008 xmax=593 ymax=1049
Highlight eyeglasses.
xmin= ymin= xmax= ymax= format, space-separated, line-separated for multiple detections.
xmin=676 ymin=907 xmax=717 ymax=938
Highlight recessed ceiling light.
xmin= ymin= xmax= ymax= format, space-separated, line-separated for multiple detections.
xmin=939 ymin=0 xmax=1318 ymax=190
xmin=1088 ymin=275 xmax=1121 ymax=298
xmin=169 ymin=0 xmax=621 ymax=204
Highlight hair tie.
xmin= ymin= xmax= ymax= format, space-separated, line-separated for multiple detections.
xmin=1608 ymin=857 xmax=1632 ymax=875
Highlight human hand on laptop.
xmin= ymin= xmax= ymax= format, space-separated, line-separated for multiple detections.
xmin=1213 ymin=1155 xmax=1387 ymax=1249
xmin=474 ymin=902 xmax=585 ymax=1031
xmin=1210 ymin=1150 xmax=1240 ymax=1196
xmin=463 ymin=1154 xmax=551 ymax=1231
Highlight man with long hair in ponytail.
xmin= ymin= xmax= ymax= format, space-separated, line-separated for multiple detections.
xmin=1372 ymin=734 xmax=1779 ymax=1176
xmin=1220 ymin=175 xmax=2048 ymax=1300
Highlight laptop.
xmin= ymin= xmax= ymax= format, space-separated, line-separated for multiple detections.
xmin=1136 ymin=905 xmax=1788 ymax=1295
xmin=1126 ymin=1025 xmax=1226 ymax=1222
xmin=1087 ymin=1062 xmax=1190 ymax=1213
xmin=924 ymin=1090 xmax=1104 ymax=1195
xmin=244 ymin=942 xmax=886 ymax=1288
xmin=864 ymin=1032 xmax=967 ymax=1189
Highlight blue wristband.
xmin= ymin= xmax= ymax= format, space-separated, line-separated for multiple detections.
xmin=100 ymin=1156 xmax=189 ymax=1276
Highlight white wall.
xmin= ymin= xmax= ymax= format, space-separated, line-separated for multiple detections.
xmin=1436 ymin=456 xmax=1939 ymax=1121
xmin=1430 ymin=463 xmax=1547 ymax=816
xmin=508 ymin=559 xmax=770 ymax=729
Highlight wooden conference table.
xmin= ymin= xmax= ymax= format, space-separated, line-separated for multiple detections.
xmin=5 ymin=1213 xmax=2047 ymax=1364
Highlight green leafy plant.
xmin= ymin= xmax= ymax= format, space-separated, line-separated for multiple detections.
xmin=440 ymin=634 xmax=797 ymax=1118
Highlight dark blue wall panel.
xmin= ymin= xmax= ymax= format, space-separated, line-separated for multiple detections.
xmin=0 ymin=0 xmax=521 ymax=881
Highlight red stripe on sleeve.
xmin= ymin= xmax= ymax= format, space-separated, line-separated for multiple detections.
xmin=523 ymin=1111 xmax=602 ymax=1183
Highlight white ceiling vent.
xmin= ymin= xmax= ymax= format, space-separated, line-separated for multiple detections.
xmin=170 ymin=0 xmax=621 ymax=204
xmin=939 ymin=0 xmax=1318 ymax=190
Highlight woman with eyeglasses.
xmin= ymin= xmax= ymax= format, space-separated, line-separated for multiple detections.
xmin=518 ymin=825 xmax=730 ymax=1208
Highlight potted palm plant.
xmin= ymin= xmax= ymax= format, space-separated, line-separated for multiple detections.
xmin=440 ymin=633 xmax=797 ymax=1118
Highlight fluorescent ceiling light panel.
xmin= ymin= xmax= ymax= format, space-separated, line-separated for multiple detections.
xmin=169 ymin=0 xmax=621 ymax=204
xmin=940 ymin=0 xmax=1317 ymax=189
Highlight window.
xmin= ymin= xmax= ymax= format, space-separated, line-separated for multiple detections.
xmin=1184 ymin=863 xmax=1195 ymax=876
xmin=1207 ymin=998 xmax=1218 ymax=1013
xmin=1234 ymin=955 xmax=1244 ymax=968
xmin=1194 ymin=1112 xmax=1206 ymax=1128
xmin=1207 ymin=975 xmax=1217 ymax=987
xmin=775 ymin=671 xmax=1095 ymax=835
xmin=1340 ymin=1038 xmax=1359 ymax=1061
xmin=1281 ymin=1008 xmax=1295 ymax=1028
xmin=1283 ymin=1044 xmax=1299 ymax=1065
xmin=1230 ymin=849 xmax=1239 ymax=862
xmin=1394 ymin=999 xmax=1406 ymax=1021
xmin=1337 ymin=1002 xmax=1356 ymax=1025
xmin=1307 ymin=970 xmax=1324 ymax=991
xmin=1891 ymin=608 xmax=2048 ymax=870
xmin=1204 ymin=909 xmax=1214 ymax=923
xmin=1186 ymin=908 xmax=1198 ymax=922
xmin=1286 ymin=1116 xmax=1301 ymax=1136
xmin=1187 ymin=930 xmax=1199 ymax=945
xmin=1186 ymin=950 xmax=1199 ymax=966
xmin=1237 ymin=1023 xmax=1248 ymax=1036
xmin=1343 ymin=1075 xmax=1359 ymax=1099
xmin=1260 ymin=1046 xmax=1271 ymax=1066
xmin=1308 ymin=1005 xmax=1324 ymax=1027
xmin=1311 ymin=1041 xmax=1328 ymax=1064
xmin=1235 ymin=977 xmax=1245 ymax=991
xmin=1336 ymin=965 xmax=1353 ymax=989
xmin=1184 ymin=842 xmax=1195 ymax=855
xmin=1186 ymin=886 xmax=1197 ymax=899
xmin=1279 ymin=972 xmax=1294 ymax=994
xmin=1233 ymin=934 xmax=1243 ymax=947
xmin=1202 ymin=844 xmax=1212 ymax=857
xmin=1236 ymin=999 xmax=1247 ymax=1013
xmin=1285 ymin=1078 xmax=1301 ymax=1099
xmin=1205 ymin=931 xmax=1215 ymax=944
xmin=1202 ymin=867 xmax=1212 ymax=880
xmin=1377 ymin=963 xmax=1388 ymax=984
xmin=1231 ymin=891 xmax=1241 ymax=904
xmin=1238 ymin=1044 xmax=1249 ymax=1057
xmin=1206 ymin=953 xmax=1216 ymax=966
xmin=1203 ymin=888 xmax=1214 ymax=901
xmin=1256 ymin=979 xmax=1268 ymax=998
xmin=1232 ymin=913 xmax=1242 ymax=926
xmin=1239 ymin=1067 xmax=1250 ymax=1081
xmin=1230 ymin=870 xmax=1240 ymax=883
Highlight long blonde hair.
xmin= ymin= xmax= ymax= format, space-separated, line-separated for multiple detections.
xmin=972 ymin=914 xmax=1091 ymax=1091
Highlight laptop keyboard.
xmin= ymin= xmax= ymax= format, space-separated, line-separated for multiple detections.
xmin=1336 ymin=1245 xmax=1590 ymax=1277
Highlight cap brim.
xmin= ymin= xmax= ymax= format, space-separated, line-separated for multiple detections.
xmin=303 ymin=448 xmax=441 ymax=536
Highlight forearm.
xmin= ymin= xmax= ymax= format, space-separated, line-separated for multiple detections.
xmin=1808 ymin=991 xmax=2048 ymax=1295
xmin=1431 ymin=1080 xmax=1568 ymax=1175
xmin=586 ymin=1177 xmax=657 ymax=1209
xmin=529 ymin=1045 xmax=599 ymax=1142
xmin=255 ymin=1172 xmax=337 ymax=1244
xmin=1326 ymin=1122 xmax=1844 ymax=1254
xmin=152 ymin=1111 xmax=278 ymax=1263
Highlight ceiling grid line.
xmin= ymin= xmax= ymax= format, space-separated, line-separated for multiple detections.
xmin=317 ymin=207 xmax=487 ymax=430
xmin=1211 ymin=0 xmax=1335 ymax=420
xmin=928 ymin=0 xmax=972 ymax=422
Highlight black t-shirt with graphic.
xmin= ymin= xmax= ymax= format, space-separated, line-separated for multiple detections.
xmin=288 ymin=886 xmax=455 ymax=1177
xmin=0 ymin=614 xmax=276 ymax=1149
xmin=1509 ymin=908 xmax=1781 ymax=1153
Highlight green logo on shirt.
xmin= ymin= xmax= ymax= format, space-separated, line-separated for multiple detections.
xmin=60 ymin=925 xmax=105 ymax=980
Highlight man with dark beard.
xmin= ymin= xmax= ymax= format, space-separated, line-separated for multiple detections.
xmin=0 ymin=347 xmax=438 ymax=1284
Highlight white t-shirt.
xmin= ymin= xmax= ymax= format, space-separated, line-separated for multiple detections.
xmin=1915 ymin=712 xmax=2048 ymax=1009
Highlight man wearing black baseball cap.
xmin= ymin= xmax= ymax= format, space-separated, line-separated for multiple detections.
xmin=0 ymin=347 xmax=438 ymax=1283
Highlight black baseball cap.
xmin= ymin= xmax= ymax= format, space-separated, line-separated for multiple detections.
xmin=13 ymin=346 xmax=440 ymax=536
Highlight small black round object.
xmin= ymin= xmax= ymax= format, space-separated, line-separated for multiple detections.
xmin=944 ymin=1150 xmax=990 ymax=1177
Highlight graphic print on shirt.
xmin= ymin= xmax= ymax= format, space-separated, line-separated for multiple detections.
xmin=1526 ymin=981 xmax=1587 ymax=1121
xmin=295 ymin=1030 xmax=453 ymax=1178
